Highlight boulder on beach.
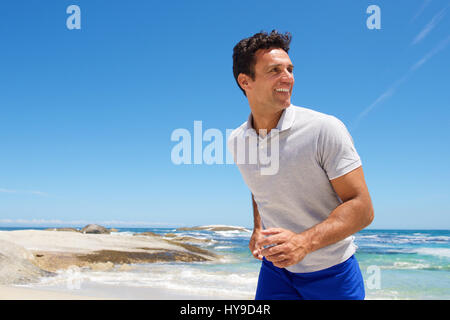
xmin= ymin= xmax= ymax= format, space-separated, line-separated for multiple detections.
xmin=164 ymin=235 xmax=214 ymax=245
xmin=0 ymin=240 xmax=52 ymax=285
xmin=133 ymin=232 xmax=161 ymax=237
xmin=81 ymin=224 xmax=110 ymax=234
xmin=164 ymin=233 xmax=177 ymax=237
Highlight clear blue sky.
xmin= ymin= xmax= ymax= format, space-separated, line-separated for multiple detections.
xmin=0 ymin=0 xmax=449 ymax=229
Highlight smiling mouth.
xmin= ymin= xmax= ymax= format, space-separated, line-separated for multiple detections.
xmin=275 ymin=88 xmax=290 ymax=93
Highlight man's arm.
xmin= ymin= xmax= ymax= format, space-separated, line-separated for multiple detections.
xmin=252 ymin=194 xmax=262 ymax=231
xmin=258 ymin=166 xmax=374 ymax=268
xmin=300 ymin=165 xmax=374 ymax=253
xmin=249 ymin=193 xmax=264 ymax=260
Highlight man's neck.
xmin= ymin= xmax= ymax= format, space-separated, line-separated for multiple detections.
xmin=249 ymin=103 xmax=287 ymax=134
xmin=251 ymin=111 xmax=282 ymax=135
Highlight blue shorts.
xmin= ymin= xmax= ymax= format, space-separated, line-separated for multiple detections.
xmin=255 ymin=255 xmax=365 ymax=300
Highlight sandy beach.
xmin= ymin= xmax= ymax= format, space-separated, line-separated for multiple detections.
xmin=0 ymin=284 xmax=230 ymax=300
xmin=0 ymin=285 xmax=101 ymax=300
xmin=0 ymin=227 xmax=226 ymax=299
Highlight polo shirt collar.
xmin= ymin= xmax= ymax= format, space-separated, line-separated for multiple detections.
xmin=244 ymin=104 xmax=295 ymax=137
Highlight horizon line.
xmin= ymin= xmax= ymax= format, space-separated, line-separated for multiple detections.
xmin=0 ymin=225 xmax=448 ymax=231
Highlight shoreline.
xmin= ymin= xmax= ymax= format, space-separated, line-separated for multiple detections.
xmin=0 ymin=283 xmax=243 ymax=300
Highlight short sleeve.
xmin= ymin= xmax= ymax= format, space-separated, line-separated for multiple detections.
xmin=317 ymin=116 xmax=362 ymax=180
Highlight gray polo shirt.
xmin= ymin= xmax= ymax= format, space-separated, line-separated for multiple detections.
xmin=227 ymin=105 xmax=362 ymax=273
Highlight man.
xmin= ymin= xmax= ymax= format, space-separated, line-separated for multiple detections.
xmin=227 ymin=30 xmax=374 ymax=300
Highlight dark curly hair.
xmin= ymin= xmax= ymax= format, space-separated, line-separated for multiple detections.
xmin=232 ymin=30 xmax=292 ymax=96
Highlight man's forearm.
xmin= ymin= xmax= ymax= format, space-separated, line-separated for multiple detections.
xmin=299 ymin=196 xmax=374 ymax=254
xmin=252 ymin=194 xmax=262 ymax=231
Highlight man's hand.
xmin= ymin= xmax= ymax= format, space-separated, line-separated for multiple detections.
xmin=257 ymin=228 xmax=310 ymax=268
xmin=249 ymin=229 xmax=265 ymax=260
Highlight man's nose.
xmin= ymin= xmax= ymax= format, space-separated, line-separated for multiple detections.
xmin=280 ymin=68 xmax=294 ymax=82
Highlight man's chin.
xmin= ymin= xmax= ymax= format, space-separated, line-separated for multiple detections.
xmin=273 ymin=92 xmax=292 ymax=108
xmin=279 ymin=99 xmax=291 ymax=109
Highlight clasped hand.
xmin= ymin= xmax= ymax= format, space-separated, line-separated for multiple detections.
xmin=250 ymin=228 xmax=310 ymax=268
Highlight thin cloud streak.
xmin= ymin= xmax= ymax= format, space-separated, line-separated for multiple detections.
xmin=353 ymin=36 xmax=450 ymax=129
xmin=0 ymin=189 xmax=16 ymax=193
xmin=411 ymin=6 xmax=448 ymax=45
xmin=353 ymin=73 xmax=411 ymax=127
xmin=411 ymin=0 xmax=432 ymax=23
xmin=411 ymin=35 xmax=450 ymax=71
xmin=0 ymin=188 xmax=48 ymax=196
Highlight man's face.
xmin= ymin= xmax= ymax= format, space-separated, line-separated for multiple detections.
xmin=244 ymin=48 xmax=294 ymax=110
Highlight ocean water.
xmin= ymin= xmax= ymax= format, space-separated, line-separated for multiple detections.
xmin=355 ymin=230 xmax=450 ymax=299
xmin=2 ymin=227 xmax=449 ymax=299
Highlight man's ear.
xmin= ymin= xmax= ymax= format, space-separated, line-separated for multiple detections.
xmin=238 ymin=73 xmax=251 ymax=93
